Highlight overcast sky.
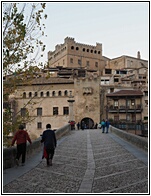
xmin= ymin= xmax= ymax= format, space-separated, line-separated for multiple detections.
xmin=41 ymin=2 xmax=149 ymax=63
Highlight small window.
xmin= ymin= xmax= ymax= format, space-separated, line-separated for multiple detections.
xmin=23 ymin=92 xmax=26 ymax=98
xmin=64 ymin=90 xmax=68 ymax=96
xmin=131 ymin=100 xmax=135 ymax=106
xmin=87 ymin=49 xmax=89 ymax=52
xmin=40 ymin=92 xmax=44 ymax=97
xmin=78 ymin=59 xmax=81 ymax=65
xmin=95 ymin=62 xmax=98 ymax=67
xmin=46 ymin=91 xmax=50 ymax=97
xmin=35 ymin=92 xmax=38 ymax=97
xmin=94 ymin=50 xmax=97 ymax=54
xmin=83 ymin=48 xmax=85 ymax=52
xmin=21 ymin=108 xmax=27 ymax=117
xmin=71 ymin=46 xmax=74 ymax=49
xmin=76 ymin=47 xmax=79 ymax=50
xmin=86 ymin=61 xmax=89 ymax=66
xmin=70 ymin=58 xmax=73 ymax=63
xmin=144 ymin=116 xmax=148 ymax=120
xmin=52 ymin=91 xmax=55 ymax=96
xmin=105 ymin=69 xmax=112 ymax=74
xmin=58 ymin=91 xmax=62 ymax=96
xmin=98 ymin=51 xmax=100 ymax=54
xmin=29 ymin=92 xmax=32 ymax=98
xmin=53 ymin=107 xmax=58 ymax=115
xmin=114 ymin=78 xmax=119 ymax=82
xmin=37 ymin=122 xmax=42 ymax=129
xmin=63 ymin=107 xmax=69 ymax=115
xmin=37 ymin=108 xmax=42 ymax=116
xmin=114 ymin=100 xmax=118 ymax=107
xmin=91 ymin=50 xmax=93 ymax=53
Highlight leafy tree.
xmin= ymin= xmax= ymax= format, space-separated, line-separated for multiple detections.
xmin=3 ymin=3 xmax=47 ymax=143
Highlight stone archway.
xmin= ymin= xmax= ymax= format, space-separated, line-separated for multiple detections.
xmin=81 ymin=117 xmax=94 ymax=129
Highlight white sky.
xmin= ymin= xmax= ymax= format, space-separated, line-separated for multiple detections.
xmin=40 ymin=2 xmax=149 ymax=63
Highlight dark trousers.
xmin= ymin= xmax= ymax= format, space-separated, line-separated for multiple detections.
xmin=46 ymin=148 xmax=55 ymax=164
xmin=16 ymin=143 xmax=26 ymax=163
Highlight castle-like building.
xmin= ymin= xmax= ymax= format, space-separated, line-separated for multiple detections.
xmin=8 ymin=37 xmax=148 ymax=139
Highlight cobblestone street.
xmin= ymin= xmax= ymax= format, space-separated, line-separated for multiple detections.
xmin=3 ymin=129 xmax=148 ymax=193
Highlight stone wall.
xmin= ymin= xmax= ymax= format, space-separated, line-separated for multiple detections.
xmin=3 ymin=124 xmax=71 ymax=170
xmin=110 ymin=125 xmax=148 ymax=152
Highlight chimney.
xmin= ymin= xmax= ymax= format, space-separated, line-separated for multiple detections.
xmin=137 ymin=51 xmax=141 ymax=59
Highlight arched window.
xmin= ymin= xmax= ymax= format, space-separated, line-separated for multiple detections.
xmin=52 ymin=91 xmax=55 ymax=96
xmin=40 ymin=92 xmax=44 ymax=97
xmin=29 ymin=92 xmax=32 ymax=98
xmin=23 ymin=92 xmax=26 ymax=98
xmin=98 ymin=51 xmax=101 ymax=54
xmin=76 ymin=47 xmax=79 ymax=50
xmin=91 ymin=50 xmax=93 ymax=53
xmin=64 ymin=90 xmax=68 ymax=96
xmin=71 ymin=46 xmax=74 ymax=49
xmin=58 ymin=91 xmax=62 ymax=96
xmin=35 ymin=92 xmax=38 ymax=97
xmin=46 ymin=91 xmax=50 ymax=97
xmin=87 ymin=49 xmax=89 ymax=52
xmin=83 ymin=48 xmax=85 ymax=52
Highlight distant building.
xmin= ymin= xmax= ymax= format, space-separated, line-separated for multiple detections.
xmin=5 ymin=37 xmax=148 ymax=138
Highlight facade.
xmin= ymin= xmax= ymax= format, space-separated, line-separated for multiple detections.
xmin=6 ymin=37 xmax=148 ymax=138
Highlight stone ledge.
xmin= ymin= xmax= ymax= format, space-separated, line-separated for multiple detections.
xmin=110 ymin=126 xmax=148 ymax=152
xmin=3 ymin=124 xmax=71 ymax=170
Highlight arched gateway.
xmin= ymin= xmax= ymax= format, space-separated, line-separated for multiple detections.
xmin=81 ymin=117 xmax=94 ymax=129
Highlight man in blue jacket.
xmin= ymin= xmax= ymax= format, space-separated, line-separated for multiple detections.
xmin=41 ymin=124 xmax=57 ymax=166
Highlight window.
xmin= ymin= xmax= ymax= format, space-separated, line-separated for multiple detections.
xmin=86 ymin=61 xmax=89 ymax=66
xmin=64 ymin=90 xmax=68 ymax=96
xmin=87 ymin=49 xmax=89 ymax=52
xmin=37 ymin=122 xmax=42 ymax=129
xmin=144 ymin=116 xmax=148 ymax=120
xmin=63 ymin=107 xmax=69 ymax=115
xmin=91 ymin=50 xmax=93 ymax=53
xmin=71 ymin=46 xmax=74 ymax=49
xmin=35 ymin=92 xmax=38 ymax=97
xmin=21 ymin=108 xmax=26 ymax=117
xmin=70 ymin=58 xmax=73 ymax=63
xmin=40 ymin=92 xmax=44 ymax=97
xmin=144 ymin=91 xmax=148 ymax=96
xmin=37 ymin=108 xmax=42 ymax=116
xmin=83 ymin=48 xmax=85 ymax=52
xmin=29 ymin=92 xmax=32 ymax=98
xmin=105 ymin=69 xmax=112 ymax=74
xmin=23 ymin=92 xmax=26 ymax=98
xmin=46 ymin=91 xmax=50 ymax=97
xmin=78 ymin=59 xmax=81 ymax=65
xmin=76 ymin=47 xmax=79 ymax=50
xmin=114 ymin=100 xmax=118 ymax=107
xmin=110 ymin=88 xmax=114 ymax=93
xmin=145 ymin=100 xmax=148 ymax=106
xmin=53 ymin=107 xmax=58 ymax=115
xmin=114 ymin=78 xmax=119 ymax=82
xmin=58 ymin=91 xmax=62 ymax=96
xmin=114 ymin=115 xmax=119 ymax=121
xmin=131 ymin=100 xmax=135 ymax=106
xmin=95 ymin=62 xmax=98 ymax=67
xmin=52 ymin=91 xmax=55 ymax=96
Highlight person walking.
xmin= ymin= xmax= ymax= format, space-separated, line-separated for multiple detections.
xmin=77 ymin=122 xmax=80 ymax=130
xmin=101 ymin=119 xmax=106 ymax=133
xmin=41 ymin=124 xmax=57 ymax=166
xmin=81 ymin=121 xmax=85 ymax=130
xmin=105 ymin=119 xmax=110 ymax=133
xmin=11 ymin=124 xmax=32 ymax=166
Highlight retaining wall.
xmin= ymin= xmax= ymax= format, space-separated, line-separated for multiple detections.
xmin=110 ymin=125 xmax=148 ymax=152
xmin=3 ymin=124 xmax=71 ymax=170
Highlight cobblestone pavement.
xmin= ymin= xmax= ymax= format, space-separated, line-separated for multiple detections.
xmin=3 ymin=129 xmax=148 ymax=193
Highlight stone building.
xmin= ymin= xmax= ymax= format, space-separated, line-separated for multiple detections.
xmin=6 ymin=37 xmax=148 ymax=138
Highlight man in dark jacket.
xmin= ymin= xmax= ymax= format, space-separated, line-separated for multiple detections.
xmin=41 ymin=124 xmax=57 ymax=166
